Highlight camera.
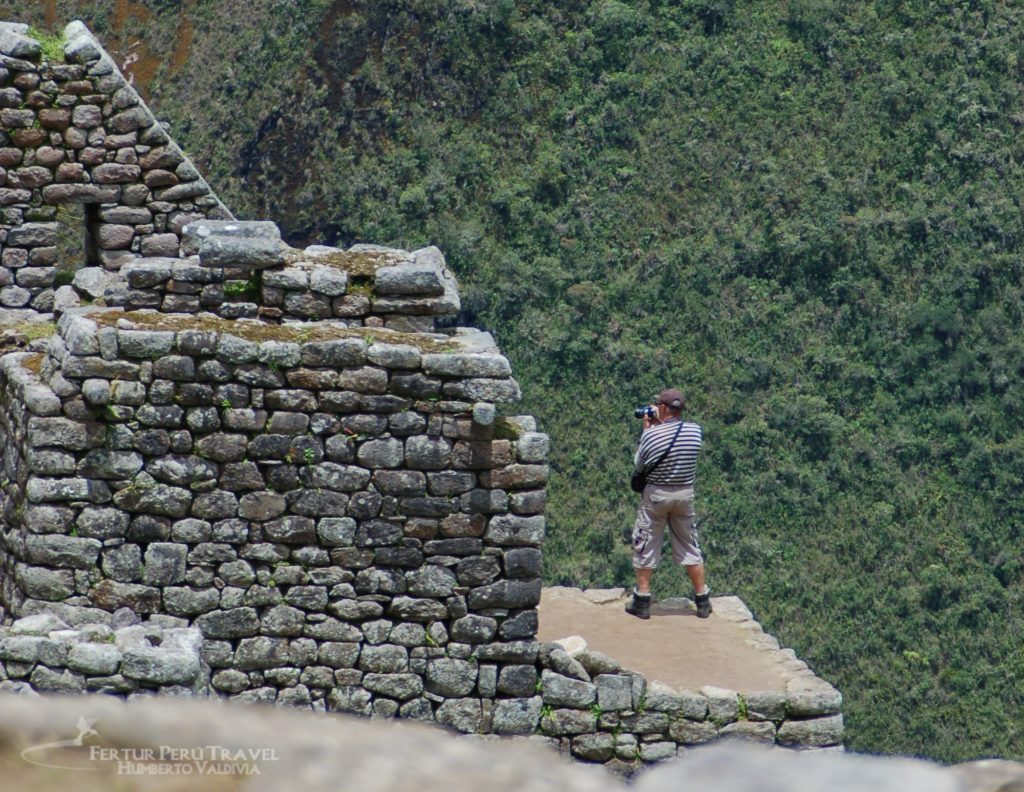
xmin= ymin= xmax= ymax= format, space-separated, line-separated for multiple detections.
xmin=634 ymin=405 xmax=656 ymax=419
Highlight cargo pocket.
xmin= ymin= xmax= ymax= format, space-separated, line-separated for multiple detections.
xmin=632 ymin=525 xmax=651 ymax=552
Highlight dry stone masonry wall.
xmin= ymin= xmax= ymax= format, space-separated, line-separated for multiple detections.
xmin=0 ymin=613 xmax=207 ymax=697
xmin=0 ymin=21 xmax=230 ymax=318
xmin=109 ymin=222 xmax=461 ymax=331
xmin=0 ymin=19 xmax=844 ymax=773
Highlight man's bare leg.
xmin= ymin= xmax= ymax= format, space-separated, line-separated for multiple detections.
xmin=685 ymin=563 xmax=708 ymax=595
xmin=635 ymin=567 xmax=654 ymax=595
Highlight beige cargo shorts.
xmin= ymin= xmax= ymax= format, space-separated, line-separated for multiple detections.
xmin=632 ymin=484 xmax=702 ymax=569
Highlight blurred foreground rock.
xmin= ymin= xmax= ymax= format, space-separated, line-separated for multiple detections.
xmin=0 ymin=693 xmax=1017 ymax=792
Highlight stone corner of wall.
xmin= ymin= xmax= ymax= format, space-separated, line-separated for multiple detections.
xmin=515 ymin=588 xmax=844 ymax=772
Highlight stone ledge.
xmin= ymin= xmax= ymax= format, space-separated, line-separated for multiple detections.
xmin=0 ymin=612 xmax=207 ymax=696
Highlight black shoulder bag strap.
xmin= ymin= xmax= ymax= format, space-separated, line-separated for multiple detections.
xmin=632 ymin=420 xmax=685 ymax=492
xmin=647 ymin=420 xmax=685 ymax=476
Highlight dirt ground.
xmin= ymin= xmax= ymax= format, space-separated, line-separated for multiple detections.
xmin=537 ymin=588 xmax=789 ymax=692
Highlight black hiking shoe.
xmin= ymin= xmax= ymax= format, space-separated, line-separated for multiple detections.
xmin=625 ymin=588 xmax=652 ymax=620
xmin=695 ymin=591 xmax=712 ymax=619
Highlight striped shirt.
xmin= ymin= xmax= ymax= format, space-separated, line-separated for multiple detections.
xmin=634 ymin=418 xmax=703 ymax=487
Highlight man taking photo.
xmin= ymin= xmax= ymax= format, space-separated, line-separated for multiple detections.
xmin=626 ymin=388 xmax=710 ymax=620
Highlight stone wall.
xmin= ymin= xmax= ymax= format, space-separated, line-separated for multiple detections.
xmin=104 ymin=221 xmax=460 ymax=331
xmin=0 ymin=613 xmax=208 ymax=697
xmin=0 ymin=17 xmax=845 ymax=773
xmin=0 ymin=695 xmax=962 ymax=792
xmin=0 ymin=21 xmax=230 ymax=317
xmin=0 ymin=303 xmax=548 ymax=718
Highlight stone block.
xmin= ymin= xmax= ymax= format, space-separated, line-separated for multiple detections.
xmin=497 ymin=665 xmax=538 ymax=698
xmin=163 ymin=587 xmax=220 ymax=617
xmin=29 ymin=666 xmax=86 ymax=694
xmin=402 ymin=437 xmax=457 ymax=474
xmin=362 ymin=672 xmax=424 ymax=701
xmin=375 ymin=262 xmax=446 ymax=296
xmin=388 ymin=597 xmax=448 ymax=622
xmin=143 ymin=542 xmax=187 ymax=586
xmin=504 ymin=548 xmax=543 ymax=578
xmin=572 ymin=733 xmax=616 ymax=762
xmin=113 ymin=482 xmax=192 ymax=517
xmin=702 ymin=685 xmax=741 ymax=724
xmin=64 ymin=508 xmax=122 ymax=544
xmin=0 ymin=635 xmax=45 ymax=664
xmin=28 ymin=417 xmax=104 ymax=450
xmin=422 ymin=353 xmax=511 ymax=378
xmin=541 ymin=669 xmax=596 ymax=708
xmin=484 ymin=515 xmax=546 ymax=547
xmin=25 ymin=534 xmax=101 ymax=569
xmin=426 ymin=658 xmax=478 ymax=697
xmin=89 ymin=580 xmax=161 ymax=612
xmin=540 ymin=708 xmax=596 ymax=736
xmin=786 ymin=677 xmax=843 ymax=717
xmin=260 ymin=604 xmax=305 ymax=637
xmin=596 ymin=674 xmax=635 ymax=711
xmin=233 ymin=636 xmax=291 ymax=670
xmin=285 ymin=586 xmax=329 ymax=611
xmin=199 ymin=235 xmax=286 ymax=270
xmin=318 ymin=642 xmax=360 ymax=669
xmin=264 ymin=516 xmax=317 ymax=544
xmin=455 ymin=557 xmax=500 ymax=588
xmin=78 ymin=449 xmax=144 ymax=479
xmin=776 ymin=714 xmax=845 ymax=747
xmin=467 ymin=579 xmax=542 ymax=610
xmin=669 ymin=718 xmax=718 ymax=744
xmin=442 ymin=378 xmax=521 ymax=402
xmin=481 ymin=464 xmax=549 ymax=490
xmin=491 ymin=696 xmax=543 ymax=735
xmin=450 ymin=615 xmax=498 ymax=643
xmin=327 ymin=686 xmax=373 ymax=716
xmin=720 ymin=720 xmax=777 ymax=744
xmin=620 ymin=711 xmax=669 ymax=734
xmin=195 ymin=607 xmax=260 ymax=639
xmin=746 ymin=690 xmax=787 ymax=721
xmin=435 ymin=697 xmax=484 ymax=734
xmin=426 ymin=471 xmax=476 ymax=496
xmin=472 ymin=641 xmax=538 ymax=664
xmin=67 ymin=642 xmax=123 ymax=676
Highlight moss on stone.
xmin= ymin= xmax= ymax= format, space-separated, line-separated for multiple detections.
xmin=90 ymin=311 xmax=457 ymax=352
xmin=22 ymin=353 xmax=44 ymax=375
xmin=17 ymin=322 xmax=57 ymax=343
xmin=28 ymin=28 xmax=65 ymax=64
xmin=493 ymin=417 xmax=525 ymax=440
xmin=283 ymin=248 xmax=406 ymax=276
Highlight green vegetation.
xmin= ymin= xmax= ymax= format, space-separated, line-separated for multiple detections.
xmin=17 ymin=0 xmax=1024 ymax=762
xmin=28 ymin=27 xmax=64 ymax=64
xmin=223 ymin=279 xmax=257 ymax=298
xmin=14 ymin=323 xmax=56 ymax=343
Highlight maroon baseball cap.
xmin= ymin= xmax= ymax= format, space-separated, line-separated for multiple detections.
xmin=657 ymin=388 xmax=685 ymax=408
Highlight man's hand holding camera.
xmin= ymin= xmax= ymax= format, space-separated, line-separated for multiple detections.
xmin=634 ymin=404 xmax=662 ymax=431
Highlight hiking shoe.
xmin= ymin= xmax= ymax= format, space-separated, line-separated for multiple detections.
xmin=625 ymin=588 xmax=652 ymax=620
xmin=695 ymin=592 xmax=712 ymax=619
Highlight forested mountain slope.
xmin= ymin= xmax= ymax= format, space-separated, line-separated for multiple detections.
xmin=10 ymin=0 xmax=1024 ymax=761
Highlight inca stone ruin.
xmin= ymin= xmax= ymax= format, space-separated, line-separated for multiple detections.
xmin=0 ymin=21 xmax=843 ymax=773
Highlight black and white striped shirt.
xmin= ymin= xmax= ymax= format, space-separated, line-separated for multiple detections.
xmin=634 ymin=419 xmax=703 ymax=487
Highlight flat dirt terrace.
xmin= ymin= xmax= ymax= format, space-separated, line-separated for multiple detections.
xmin=537 ymin=587 xmax=790 ymax=692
